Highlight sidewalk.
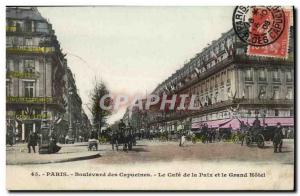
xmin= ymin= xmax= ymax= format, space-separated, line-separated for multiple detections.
xmin=6 ymin=142 xmax=101 ymax=165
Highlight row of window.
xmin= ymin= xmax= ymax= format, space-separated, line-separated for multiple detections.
xmin=6 ymin=36 xmax=50 ymax=47
xmin=157 ymin=34 xmax=237 ymax=94
xmin=195 ymin=109 xmax=294 ymax=122
xmin=244 ymin=85 xmax=293 ymax=99
xmin=187 ymin=68 xmax=293 ymax=98
xmin=6 ymin=81 xmax=35 ymax=98
xmin=245 ymin=69 xmax=293 ymax=82
xmin=6 ymin=58 xmax=46 ymax=73
xmin=6 ymin=19 xmax=50 ymax=34
xmin=176 ymin=84 xmax=293 ymax=108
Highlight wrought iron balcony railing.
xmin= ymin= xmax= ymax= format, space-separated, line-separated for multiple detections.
xmin=6 ymin=26 xmax=17 ymax=32
xmin=6 ymin=45 xmax=55 ymax=54
xmin=7 ymin=96 xmax=57 ymax=104
xmin=6 ymin=71 xmax=40 ymax=79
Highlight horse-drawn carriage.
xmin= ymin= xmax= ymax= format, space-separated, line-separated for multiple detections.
xmin=218 ymin=128 xmax=232 ymax=142
xmin=244 ymin=126 xmax=277 ymax=148
xmin=190 ymin=129 xmax=209 ymax=144
xmin=111 ymin=127 xmax=136 ymax=151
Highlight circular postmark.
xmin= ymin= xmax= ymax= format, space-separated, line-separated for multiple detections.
xmin=232 ymin=6 xmax=285 ymax=46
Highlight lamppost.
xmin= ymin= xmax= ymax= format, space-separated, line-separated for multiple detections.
xmin=67 ymin=87 xmax=74 ymax=139
xmin=75 ymin=120 xmax=81 ymax=142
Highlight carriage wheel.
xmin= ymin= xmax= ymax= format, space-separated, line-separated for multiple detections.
xmin=257 ymin=134 xmax=265 ymax=148
xmin=245 ymin=136 xmax=252 ymax=147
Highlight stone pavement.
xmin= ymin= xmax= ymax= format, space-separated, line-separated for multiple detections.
xmin=6 ymin=142 xmax=101 ymax=165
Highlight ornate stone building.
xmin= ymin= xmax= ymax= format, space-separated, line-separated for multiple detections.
xmin=6 ymin=7 xmax=90 ymax=143
xmin=130 ymin=28 xmax=294 ymax=133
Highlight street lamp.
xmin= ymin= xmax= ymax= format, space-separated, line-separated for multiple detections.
xmin=67 ymin=87 xmax=74 ymax=139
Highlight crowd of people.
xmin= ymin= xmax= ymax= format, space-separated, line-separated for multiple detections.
xmin=8 ymin=116 xmax=291 ymax=154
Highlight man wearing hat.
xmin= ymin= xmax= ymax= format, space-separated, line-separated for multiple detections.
xmin=273 ymin=122 xmax=284 ymax=153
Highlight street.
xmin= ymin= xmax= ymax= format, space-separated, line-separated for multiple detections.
xmin=93 ymin=139 xmax=294 ymax=164
xmin=7 ymin=139 xmax=294 ymax=165
xmin=6 ymin=139 xmax=294 ymax=190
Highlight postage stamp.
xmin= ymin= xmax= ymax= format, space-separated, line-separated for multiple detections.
xmin=233 ymin=6 xmax=291 ymax=58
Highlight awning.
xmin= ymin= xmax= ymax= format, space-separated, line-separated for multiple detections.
xmin=219 ymin=117 xmax=294 ymax=129
xmin=219 ymin=118 xmax=241 ymax=129
xmin=206 ymin=119 xmax=231 ymax=128
xmin=191 ymin=119 xmax=231 ymax=129
xmin=264 ymin=117 xmax=294 ymax=126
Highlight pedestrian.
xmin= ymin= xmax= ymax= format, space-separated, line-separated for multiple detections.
xmin=49 ymin=131 xmax=60 ymax=153
xmin=179 ymin=133 xmax=186 ymax=147
xmin=111 ymin=131 xmax=118 ymax=151
xmin=273 ymin=122 xmax=284 ymax=153
xmin=27 ymin=130 xmax=38 ymax=153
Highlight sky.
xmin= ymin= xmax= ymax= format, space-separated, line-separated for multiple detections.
xmin=38 ymin=6 xmax=234 ymax=124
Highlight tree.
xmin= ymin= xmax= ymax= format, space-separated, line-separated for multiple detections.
xmin=90 ymin=79 xmax=112 ymax=134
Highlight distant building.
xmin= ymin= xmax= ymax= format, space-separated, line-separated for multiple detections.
xmin=64 ymin=66 xmax=83 ymax=141
xmin=81 ymin=110 xmax=92 ymax=140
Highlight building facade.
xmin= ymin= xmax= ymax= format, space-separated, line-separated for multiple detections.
xmin=129 ymin=28 xmax=294 ymax=133
xmin=6 ymin=7 xmax=90 ymax=143
xmin=63 ymin=66 xmax=84 ymax=141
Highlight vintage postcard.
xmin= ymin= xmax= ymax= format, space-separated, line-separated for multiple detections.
xmin=6 ymin=6 xmax=295 ymax=191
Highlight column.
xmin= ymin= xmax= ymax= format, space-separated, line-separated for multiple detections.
xmin=22 ymin=123 xmax=25 ymax=141
xmin=33 ymin=123 xmax=36 ymax=133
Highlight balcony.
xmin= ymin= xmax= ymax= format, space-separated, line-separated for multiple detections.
xmin=169 ymin=50 xmax=293 ymax=95
xmin=6 ymin=26 xmax=50 ymax=35
xmin=234 ymin=55 xmax=293 ymax=65
xmin=245 ymin=77 xmax=253 ymax=82
xmin=149 ymin=100 xmax=234 ymax=124
xmin=6 ymin=71 xmax=40 ymax=79
xmin=7 ymin=96 xmax=56 ymax=104
xmin=7 ymin=96 xmax=66 ymax=112
xmin=6 ymin=45 xmax=55 ymax=54
xmin=237 ymin=98 xmax=294 ymax=106
xmin=258 ymin=77 xmax=266 ymax=81
xmin=6 ymin=26 xmax=16 ymax=32
xmin=272 ymin=78 xmax=281 ymax=83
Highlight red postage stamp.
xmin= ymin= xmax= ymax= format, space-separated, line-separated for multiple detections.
xmin=247 ymin=8 xmax=291 ymax=58
xmin=233 ymin=6 xmax=292 ymax=58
